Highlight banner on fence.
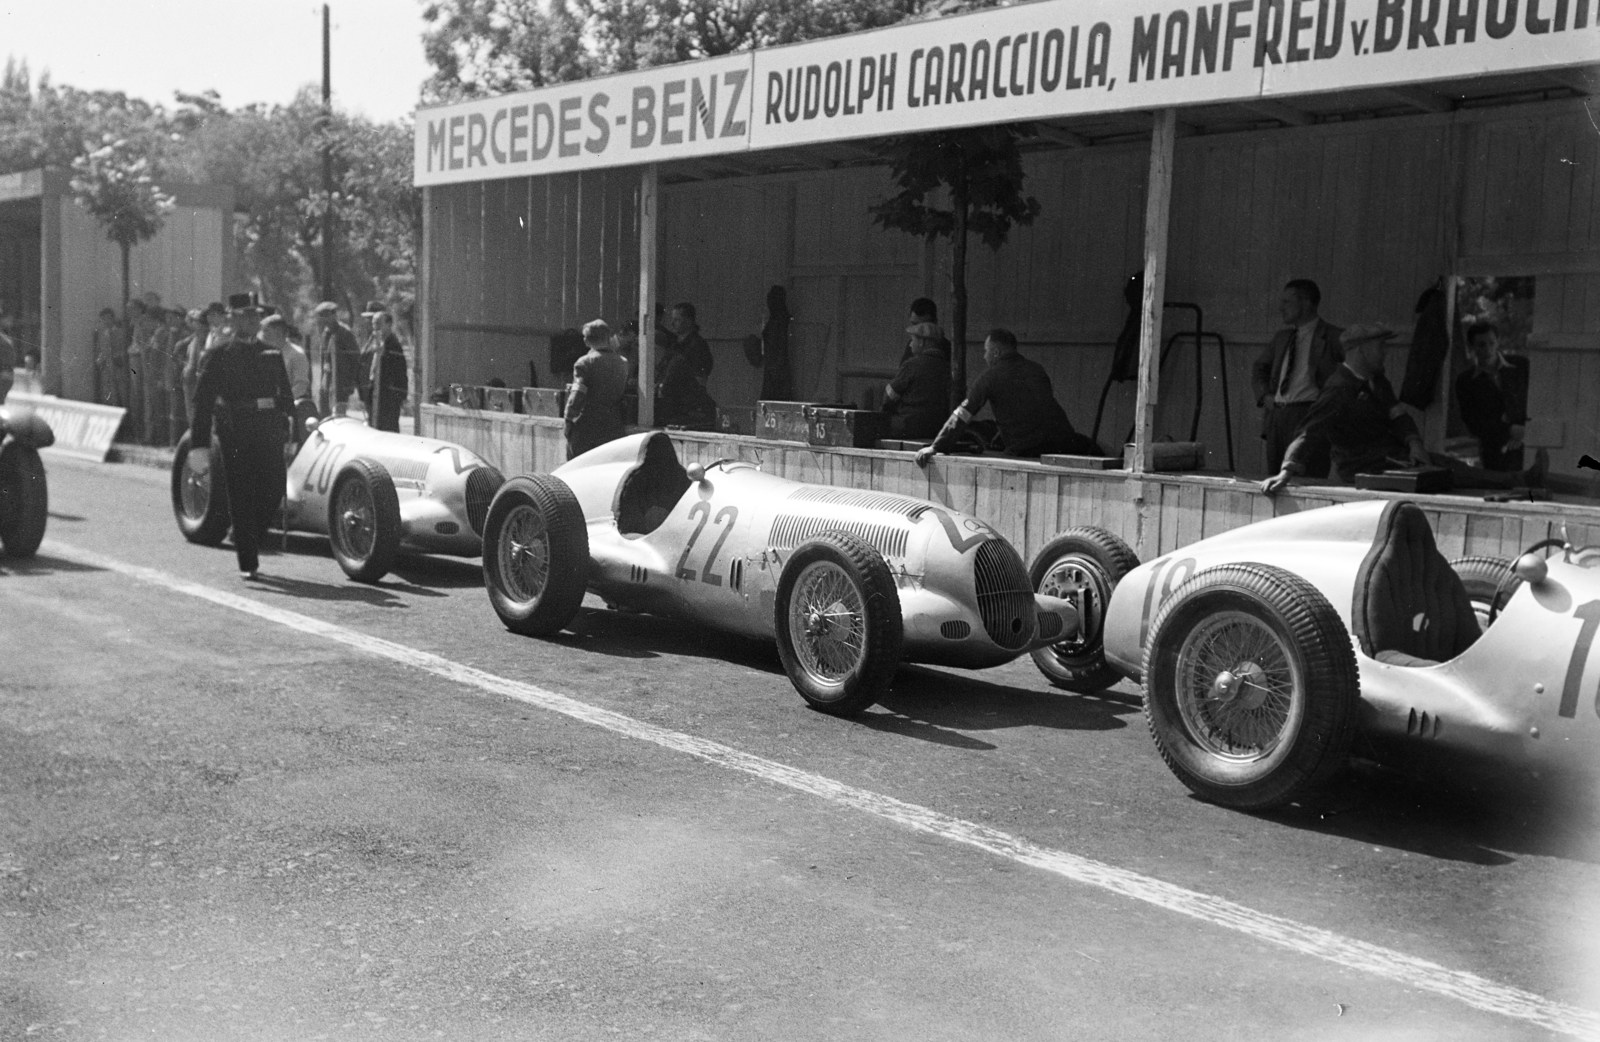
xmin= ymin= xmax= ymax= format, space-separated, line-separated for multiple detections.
xmin=9 ymin=393 xmax=125 ymax=462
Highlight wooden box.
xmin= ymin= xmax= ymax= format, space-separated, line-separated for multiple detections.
xmin=520 ymin=387 xmax=564 ymax=417
xmin=482 ymin=387 xmax=516 ymax=413
xmin=717 ymin=406 xmax=758 ymax=436
xmin=878 ymin=438 xmax=931 ymax=451
xmin=757 ymin=400 xmax=815 ymax=443
xmin=808 ymin=407 xmax=888 ymax=449
xmin=449 ymin=384 xmax=484 ymax=410
xmin=1354 ymin=467 xmax=1452 ymax=494
xmin=1123 ymin=441 xmax=1206 ymax=472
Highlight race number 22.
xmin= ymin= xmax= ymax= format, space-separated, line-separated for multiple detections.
xmin=675 ymin=501 xmax=739 ymax=586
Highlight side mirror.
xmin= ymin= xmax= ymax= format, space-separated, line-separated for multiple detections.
xmin=1514 ymin=552 xmax=1548 ymax=584
xmin=686 ymin=462 xmax=706 ymax=483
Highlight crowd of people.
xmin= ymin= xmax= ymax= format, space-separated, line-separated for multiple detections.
xmin=86 ymin=292 xmax=410 ymax=443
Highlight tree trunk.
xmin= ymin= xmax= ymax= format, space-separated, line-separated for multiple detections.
xmin=949 ymin=180 xmax=969 ymax=410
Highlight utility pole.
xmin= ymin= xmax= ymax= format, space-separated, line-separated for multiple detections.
xmin=320 ymin=3 xmax=334 ymax=303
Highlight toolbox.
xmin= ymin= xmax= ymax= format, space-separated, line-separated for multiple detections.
xmin=449 ymin=384 xmax=484 ymax=410
xmin=807 ymin=407 xmax=889 ymax=449
xmin=1354 ymin=467 xmax=1452 ymax=494
xmin=717 ymin=406 xmax=758 ymax=436
xmin=520 ymin=387 xmax=565 ymax=417
xmin=482 ymin=387 xmax=516 ymax=413
xmin=757 ymin=400 xmax=816 ymax=443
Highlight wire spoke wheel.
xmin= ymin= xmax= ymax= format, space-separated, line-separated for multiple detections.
xmin=499 ymin=503 xmax=552 ymax=605
xmin=332 ymin=476 xmax=375 ymax=560
xmin=787 ymin=560 xmax=868 ymax=684
xmin=1174 ymin=610 xmax=1299 ymax=761
xmin=180 ymin=454 xmax=211 ymax=520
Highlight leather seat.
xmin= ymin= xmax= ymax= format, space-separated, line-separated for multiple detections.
xmin=1351 ymin=501 xmax=1481 ymax=666
xmin=614 ymin=432 xmax=690 ymax=537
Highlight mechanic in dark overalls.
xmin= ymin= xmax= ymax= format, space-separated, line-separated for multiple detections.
xmin=187 ymin=293 xmax=294 ymax=580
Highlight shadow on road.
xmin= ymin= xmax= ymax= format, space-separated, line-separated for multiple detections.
xmin=268 ymin=532 xmax=483 ymax=592
xmin=553 ymin=607 xmax=784 ymax=670
xmin=876 ymin=667 xmax=1140 ymax=743
xmin=47 ymin=511 xmax=86 ymax=522
xmin=0 ymin=553 xmax=106 ymax=576
xmin=1245 ymin=763 xmax=1600 ymax=867
xmin=248 ymin=572 xmax=421 ymax=607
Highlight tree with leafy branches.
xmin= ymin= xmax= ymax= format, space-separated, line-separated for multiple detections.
xmin=869 ymin=125 xmax=1040 ymax=405
xmin=69 ymin=135 xmax=175 ymax=313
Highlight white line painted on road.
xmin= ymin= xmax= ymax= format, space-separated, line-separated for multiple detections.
xmin=43 ymin=538 xmax=1600 ymax=1040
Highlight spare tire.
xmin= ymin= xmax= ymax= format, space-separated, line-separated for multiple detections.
xmin=0 ymin=441 xmax=48 ymax=558
xmin=171 ymin=430 xmax=230 ymax=547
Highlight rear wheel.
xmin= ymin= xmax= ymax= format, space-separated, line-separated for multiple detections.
xmin=1143 ymin=563 xmax=1359 ymax=810
xmin=775 ymin=531 xmax=902 ymax=716
xmin=1449 ymin=555 xmax=1518 ymax=629
xmin=170 ymin=431 xmax=230 ymax=546
xmin=482 ymin=475 xmax=589 ymax=636
xmin=1028 ymin=528 xmax=1139 ymax=692
xmin=0 ymin=442 xmax=47 ymax=558
xmin=328 ymin=458 xmax=402 ymax=583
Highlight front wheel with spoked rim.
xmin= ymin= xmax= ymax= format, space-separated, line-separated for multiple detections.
xmin=1028 ymin=528 xmax=1139 ymax=692
xmin=482 ymin=474 xmax=589 ymax=636
xmin=774 ymin=531 xmax=902 ymax=716
xmin=328 ymin=458 xmax=402 ymax=583
xmin=170 ymin=430 xmax=230 ymax=546
xmin=1143 ymin=563 xmax=1359 ymax=810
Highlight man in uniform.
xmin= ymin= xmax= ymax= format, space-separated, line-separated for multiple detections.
xmin=1455 ymin=321 xmax=1531 ymax=473
xmin=187 ymin=293 xmax=294 ymax=580
xmin=563 ymin=319 xmax=630 ymax=459
xmin=1261 ymin=323 xmax=1545 ymax=495
xmin=313 ymin=301 xmax=361 ymax=417
xmin=1252 ymin=279 xmax=1343 ymax=477
xmin=916 ymin=328 xmax=1096 ymax=466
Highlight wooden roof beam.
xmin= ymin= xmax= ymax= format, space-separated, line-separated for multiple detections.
xmin=1033 ymin=124 xmax=1092 ymax=148
xmin=1384 ymin=85 xmax=1453 ymax=113
xmin=1542 ymin=67 xmax=1598 ymax=95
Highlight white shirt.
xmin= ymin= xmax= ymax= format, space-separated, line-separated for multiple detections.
xmin=279 ymin=342 xmax=312 ymax=400
xmin=1275 ymin=319 xmax=1321 ymax=405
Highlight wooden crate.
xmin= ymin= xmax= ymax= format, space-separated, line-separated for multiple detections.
xmin=757 ymin=400 xmax=815 ymax=443
xmin=807 ymin=408 xmax=888 ymax=448
xmin=521 ymin=387 xmax=564 ymax=417
xmin=449 ymin=384 xmax=484 ymax=410
xmin=717 ymin=406 xmax=758 ymax=436
xmin=483 ymin=387 xmax=516 ymax=413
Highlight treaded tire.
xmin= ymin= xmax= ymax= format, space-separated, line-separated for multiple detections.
xmin=170 ymin=430 xmax=230 ymax=547
xmin=1143 ymin=563 xmax=1359 ymax=810
xmin=774 ymin=530 xmax=903 ymax=716
xmin=1028 ymin=527 xmax=1140 ymax=692
xmin=0 ymin=441 xmax=48 ymax=558
xmin=1449 ymin=555 xmax=1518 ymax=629
xmin=328 ymin=458 xmax=403 ymax=583
xmin=482 ymin=474 xmax=589 ymax=636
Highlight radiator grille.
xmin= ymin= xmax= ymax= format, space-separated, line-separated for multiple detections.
xmin=786 ymin=486 xmax=928 ymax=519
xmin=974 ymin=539 xmax=1036 ymax=651
xmin=768 ymin=514 xmax=909 ymax=560
xmin=464 ymin=465 xmax=506 ymax=536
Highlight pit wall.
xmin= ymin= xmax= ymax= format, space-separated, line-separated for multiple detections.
xmin=422 ymin=404 xmax=1597 ymax=566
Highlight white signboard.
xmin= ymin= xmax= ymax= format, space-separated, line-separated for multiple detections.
xmin=9 ymin=393 xmax=125 ymax=462
xmin=414 ymin=0 xmax=1599 ymax=185
xmin=414 ymin=54 xmax=755 ymax=186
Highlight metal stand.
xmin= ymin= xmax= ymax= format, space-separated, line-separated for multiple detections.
xmin=1096 ymin=302 xmax=1234 ymax=472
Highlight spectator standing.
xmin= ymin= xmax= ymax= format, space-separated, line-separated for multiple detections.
xmin=759 ymin=286 xmax=794 ymax=401
xmin=260 ymin=315 xmax=313 ymax=402
xmin=313 ymin=301 xmax=361 ymax=417
xmin=882 ymin=321 xmax=950 ymax=439
xmin=1455 ymin=322 xmax=1530 ymax=472
xmin=656 ymin=324 xmax=718 ymax=430
xmin=178 ymin=308 xmax=209 ymax=418
xmin=669 ymin=302 xmax=713 ymax=381
xmin=916 ymin=329 xmax=1095 ymax=465
xmin=92 ymin=307 xmax=127 ymax=408
xmin=563 ymin=319 xmax=630 ymax=459
xmin=359 ymin=304 xmax=409 ymax=432
xmin=186 ymin=293 xmax=294 ymax=580
xmin=125 ymin=299 xmax=158 ymax=439
xmin=1251 ymin=279 xmax=1343 ymax=477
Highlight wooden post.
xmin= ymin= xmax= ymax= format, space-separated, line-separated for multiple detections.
xmin=637 ymin=163 xmax=659 ymax=429
xmin=1132 ymin=109 xmax=1177 ymax=477
xmin=415 ymin=185 xmax=432 ymax=436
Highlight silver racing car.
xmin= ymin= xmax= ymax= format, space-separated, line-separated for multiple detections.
xmin=172 ymin=417 xmax=504 ymax=582
xmin=1033 ymin=499 xmax=1600 ymax=809
xmin=480 ymin=432 xmax=1084 ymax=714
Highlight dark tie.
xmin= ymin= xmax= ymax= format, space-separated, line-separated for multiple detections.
xmin=1277 ymin=336 xmax=1298 ymax=398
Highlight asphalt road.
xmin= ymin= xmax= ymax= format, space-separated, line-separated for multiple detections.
xmin=3 ymin=453 xmax=1598 ymax=1041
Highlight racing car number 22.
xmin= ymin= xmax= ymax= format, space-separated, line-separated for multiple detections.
xmin=675 ymin=500 xmax=739 ymax=587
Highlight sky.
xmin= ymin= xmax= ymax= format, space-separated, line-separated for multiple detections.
xmin=0 ymin=0 xmax=435 ymax=123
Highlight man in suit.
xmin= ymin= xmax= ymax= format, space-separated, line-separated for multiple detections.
xmin=1251 ymin=279 xmax=1342 ymax=477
